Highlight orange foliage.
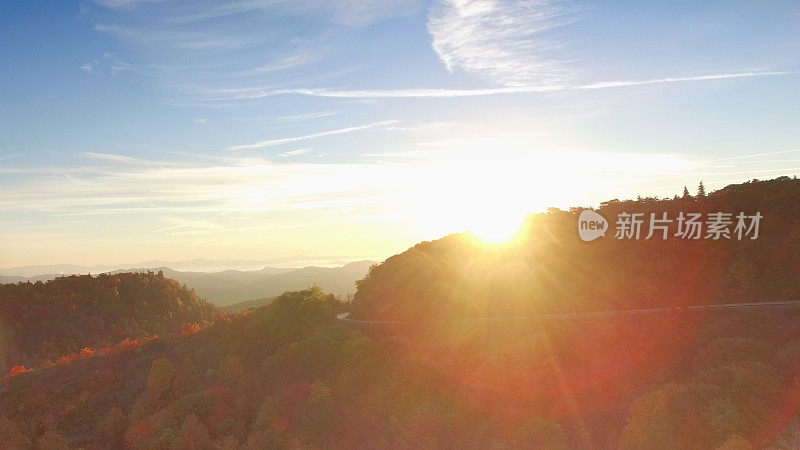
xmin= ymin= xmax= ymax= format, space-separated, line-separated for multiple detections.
xmin=6 ymin=365 xmax=31 ymax=378
xmin=204 ymin=384 xmax=236 ymax=431
xmin=51 ymin=337 xmax=158 ymax=365
xmin=56 ymin=353 xmax=79 ymax=364
xmin=125 ymin=419 xmax=154 ymax=448
xmin=54 ymin=347 xmax=97 ymax=364
xmin=113 ymin=337 xmax=141 ymax=353
xmin=270 ymin=417 xmax=289 ymax=436
xmin=180 ymin=322 xmax=202 ymax=337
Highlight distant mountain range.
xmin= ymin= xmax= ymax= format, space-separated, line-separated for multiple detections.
xmin=0 ymin=257 xmax=368 ymax=277
xmin=0 ymin=260 xmax=376 ymax=306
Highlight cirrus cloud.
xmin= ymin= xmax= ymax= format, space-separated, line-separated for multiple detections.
xmin=427 ymin=0 xmax=576 ymax=86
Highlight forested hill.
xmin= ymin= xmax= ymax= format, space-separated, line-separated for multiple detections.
xmin=351 ymin=176 xmax=800 ymax=321
xmin=0 ymin=272 xmax=214 ymax=374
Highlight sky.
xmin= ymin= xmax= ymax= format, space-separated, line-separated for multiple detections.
xmin=1 ymin=0 xmax=800 ymax=269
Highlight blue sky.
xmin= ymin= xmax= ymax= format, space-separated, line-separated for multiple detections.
xmin=1 ymin=0 xmax=800 ymax=268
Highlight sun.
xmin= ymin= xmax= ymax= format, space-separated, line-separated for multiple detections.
xmin=468 ymin=213 xmax=524 ymax=243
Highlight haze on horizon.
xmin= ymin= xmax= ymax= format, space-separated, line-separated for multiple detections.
xmin=1 ymin=0 xmax=800 ymax=267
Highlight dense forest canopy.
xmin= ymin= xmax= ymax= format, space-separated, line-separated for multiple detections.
xmin=352 ymin=177 xmax=800 ymax=321
xmin=3 ymin=285 xmax=800 ymax=448
xmin=0 ymin=272 xmax=214 ymax=375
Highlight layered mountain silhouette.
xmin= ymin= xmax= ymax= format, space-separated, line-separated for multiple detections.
xmin=0 ymin=261 xmax=375 ymax=306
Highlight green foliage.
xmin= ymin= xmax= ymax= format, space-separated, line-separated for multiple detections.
xmin=298 ymin=379 xmax=337 ymax=441
xmin=247 ymin=287 xmax=339 ymax=345
xmin=218 ymin=354 xmax=244 ymax=384
xmin=146 ymin=358 xmax=176 ymax=396
xmin=176 ymin=391 xmax=214 ymax=421
xmin=0 ymin=272 xmax=214 ymax=370
xmin=176 ymin=414 xmax=210 ymax=450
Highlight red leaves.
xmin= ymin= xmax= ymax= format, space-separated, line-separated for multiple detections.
xmin=51 ymin=336 xmax=156 ymax=366
xmin=6 ymin=365 xmax=31 ymax=378
xmin=180 ymin=322 xmax=202 ymax=337
xmin=113 ymin=338 xmax=142 ymax=353
xmin=55 ymin=347 xmax=95 ymax=364
xmin=56 ymin=353 xmax=79 ymax=364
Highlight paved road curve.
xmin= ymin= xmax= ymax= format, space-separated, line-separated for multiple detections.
xmin=337 ymin=300 xmax=800 ymax=325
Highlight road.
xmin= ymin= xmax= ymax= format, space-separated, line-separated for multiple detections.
xmin=336 ymin=300 xmax=800 ymax=324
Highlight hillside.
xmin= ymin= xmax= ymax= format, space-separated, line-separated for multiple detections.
xmin=1 ymin=261 xmax=374 ymax=307
xmin=0 ymin=272 xmax=214 ymax=375
xmin=3 ymin=286 xmax=800 ymax=448
xmin=352 ymin=177 xmax=800 ymax=321
xmin=219 ymin=297 xmax=275 ymax=314
xmin=117 ymin=261 xmax=373 ymax=306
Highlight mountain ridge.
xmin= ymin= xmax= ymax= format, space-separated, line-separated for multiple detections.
xmin=1 ymin=261 xmax=376 ymax=306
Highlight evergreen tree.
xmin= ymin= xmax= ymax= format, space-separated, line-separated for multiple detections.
xmin=698 ymin=181 xmax=706 ymax=197
xmin=682 ymin=186 xmax=691 ymax=198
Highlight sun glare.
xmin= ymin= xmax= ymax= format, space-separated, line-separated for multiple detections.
xmin=469 ymin=216 xmax=523 ymax=242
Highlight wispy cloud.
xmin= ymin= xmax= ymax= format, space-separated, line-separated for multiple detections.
xmin=228 ymin=120 xmax=398 ymax=150
xmin=82 ymin=152 xmax=182 ymax=167
xmin=153 ymin=218 xmax=223 ymax=233
xmin=713 ymin=148 xmax=800 ymax=161
xmin=213 ymin=70 xmax=791 ymax=99
xmin=83 ymin=152 xmax=141 ymax=164
xmin=244 ymin=53 xmax=318 ymax=75
xmin=427 ymin=0 xmax=575 ymax=86
xmin=212 ymin=85 xmax=562 ymax=100
xmin=575 ymin=71 xmax=789 ymax=90
xmin=80 ymin=52 xmax=130 ymax=74
xmin=278 ymin=111 xmax=339 ymax=121
xmin=277 ymin=148 xmax=311 ymax=157
xmin=95 ymin=24 xmax=256 ymax=51
xmin=93 ymin=0 xmax=161 ymax=10
xmin=171 ymin=0 xmax=424 ymax=27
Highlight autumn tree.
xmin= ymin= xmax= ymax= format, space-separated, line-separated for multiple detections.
xmin=176 ymin=414 xmax=211 ymax=450
xmin=513 ymin=417 xmax=569 ymax=449
xmin=6 ymin=365 xmax=31 ymax=378
xmin=0 ymin=417 xmax=32 ymax=449
xmin=38 ymin=430 xmax=70 ymax=450
xmin=251 ymin=395 xmax=280 ymax=434
xmin=101 ymin=406 xmax=128 ymax=447
xmin=133 ymin=357 xmax=176 ymax=417
xmin=619 ymin=384 xmax=684 ymax=449
xmin=716 ymin=435 xmax=753 ymax=450
xmin=218 ymin=354 xmax=244 ymax=384
xmin=214 ymin=434 xmax=240 ymax=449
xmin=298 ymin=379 xmax=337 ymax=442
